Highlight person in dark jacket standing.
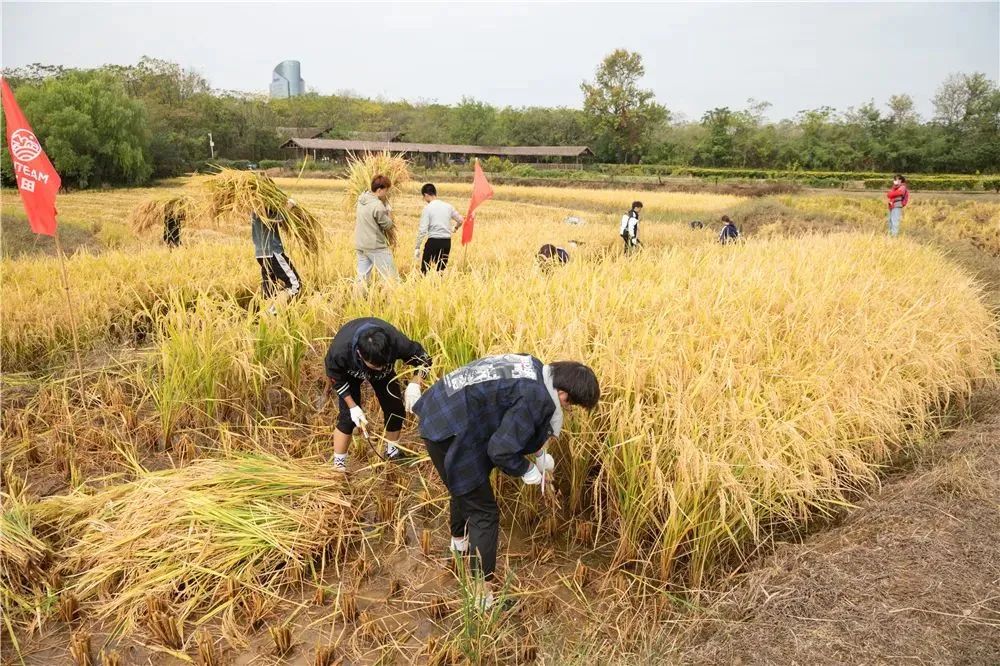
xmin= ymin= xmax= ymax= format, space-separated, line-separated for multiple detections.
xmin=719 ymin=215 xmax=740 ymax=244
xmin=620 ymin=201 xmax=642 ymax=254
xmin=253 ymin=199 xmax=302 ymax=300
xmin=412 ymin=355 xmax=600 ymax=605
xmin=323 ymin=317 xmax=432 ymax=470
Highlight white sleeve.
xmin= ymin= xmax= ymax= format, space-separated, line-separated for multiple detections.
xmin=414 ymin=207 xmax=431 ymax=252
xmin=620 ymin=215 xmax=630 ymax=234
xmin=450 ymin=204 xmax=464 ymax=224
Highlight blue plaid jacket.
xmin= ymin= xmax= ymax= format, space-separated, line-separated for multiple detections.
xmin=413 ymin=354 xmax=556 ymax=496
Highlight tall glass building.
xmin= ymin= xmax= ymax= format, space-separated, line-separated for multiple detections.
xmin=270 ymin=61 xmax=305 ymax=99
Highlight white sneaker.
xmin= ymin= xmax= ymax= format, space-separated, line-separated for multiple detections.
xmin=332 ymin=457 xmax=347 ymax=473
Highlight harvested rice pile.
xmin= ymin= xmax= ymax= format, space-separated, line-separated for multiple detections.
xmin=34 ymin=455 xmax=360 ymax=635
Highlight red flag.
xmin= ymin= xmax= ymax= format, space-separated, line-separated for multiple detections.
xmin=461 ymin=159 xmax=494 ymax=245
xmin=2 ymin=78 xmax=60 ymax=236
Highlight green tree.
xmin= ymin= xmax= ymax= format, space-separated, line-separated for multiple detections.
xmin=581 ymin=49 xmax=667 ymax=163
xmin=451 ymin=97 xmax=497 ymax=144
xmin=11 ymin=71 xmax=152 ymax=188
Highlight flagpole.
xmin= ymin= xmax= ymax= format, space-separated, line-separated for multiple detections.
xmin=53 ymin=231 xmax=85 ymax=381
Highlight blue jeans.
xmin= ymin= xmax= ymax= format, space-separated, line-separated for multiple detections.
xmin=356 ymin=248 xmax=399 ymax=285
xmin=887 ymin=206 xmax=903 ymax=237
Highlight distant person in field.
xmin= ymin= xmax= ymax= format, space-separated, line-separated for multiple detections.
xmin=322 ymin=317 xmax=431 ymax=471
xmin=163 ymin=206 xmax=183 ymax=248
xmin=537 ymin=243 xmax=570 ymax=268
xmin=355 ymin=174 xmax=399 ymax=285
xmin=719 ymin=215 xmax=740 ymax=244
xmin=413 ymin=183 xmax=464 ymax=274
xmin=252 ymin=198 xmax=302 ymax=302
xmin=412 ymin=355 xmax=600 ymax=608
xmin=886 ymin=174 xmax=910 ymax=237
xmin=620 ymin=201 xmax=642 ymax=254
xmin=690 ymin=220 xmax=704 ymax=230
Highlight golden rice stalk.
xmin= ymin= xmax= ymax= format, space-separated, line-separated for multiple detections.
xmin=195 ymin=628 xmax=220 ymax=666
xmin=126 ymin=196 xmax=194 ymax=235
xmin=268 ymin=622 xmax=293 ymax=656
xmin=99 ymin=650 xmax=123 ymax=666
xmin=419 ymin=529 xmax=432 ymax=557
xmin=1 ymin=492 xmax=51 ymax=625
xmin=343 ymin=151 xmax=411 ymax=247
xmin=338 ymin=590 xmax=358 ymax=623
xmin=199 ymin=169 xmax=322 ymax=254
xmin=147 ymin=610 xmax=183 ymax=649
xmin=59 ymin=592 xmax=81 ymax=624
xmin=313 ymin=644 xmax=340 ymax=666
xmin=69 ymin=631 xmax=92 ymax=666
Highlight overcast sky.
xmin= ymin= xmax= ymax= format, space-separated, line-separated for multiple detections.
xmin=2 ymin=2 xmax=998 ymax=121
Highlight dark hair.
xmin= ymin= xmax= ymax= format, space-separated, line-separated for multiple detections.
xmin=421 ymin=183 xmax=437 ymax=197
xmin=357 ymin=329 xmax=392 ymax=368
xmin=690 ymin=220 xmax=704 ymax=229
xmin=894 ymin=174 xmax=906 ymax=183
xmin=631 ymin=201 xmax=643 ymax=210
xmin=550 ymin=361 xmax=600 ymax=409
xmin=721 ymin=215 xmax=732 ymax=224
xmin=537 ymin=244 xmax=569 ymax=265
xmin=371 ymin=175 xmax=391 ymax=192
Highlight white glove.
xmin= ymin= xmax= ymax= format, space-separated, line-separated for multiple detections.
xmin=349 ymin=406 xmax=367 ymax=429
xmin=413 ymin=249 xmax=421 ymax=261
xmin=403 ymin=382 xmax=421 ymax=413
xmin=287 ymin=198 xmax=297 ymax=207
xmin=536 ymin=452 xmax=555 ymax=473
xmin=521 ymin=466 xmax=543 ymax=486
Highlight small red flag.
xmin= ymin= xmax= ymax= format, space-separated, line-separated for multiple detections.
xmin=462 ymin=159 xmax=494 ymax=245
xmin=2 ymin=78 xmax=61 ymax=236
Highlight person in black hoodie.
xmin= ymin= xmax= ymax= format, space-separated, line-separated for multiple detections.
xmin=323 ymin=317 xmax=431 ymax=471
xmin=412 ymin=355 xmax=600 ymax=606
xmin=719 ymin=215 xmax=740 ymax=244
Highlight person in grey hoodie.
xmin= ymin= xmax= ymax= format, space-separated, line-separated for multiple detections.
xmin=355 ymin=174 xmax=399 ymax=284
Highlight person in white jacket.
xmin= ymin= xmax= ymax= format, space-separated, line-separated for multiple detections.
xmin=620 ymin=201 xmax=642 ymax=255
xmin=413 ymin=183 xmax=465 ymax=273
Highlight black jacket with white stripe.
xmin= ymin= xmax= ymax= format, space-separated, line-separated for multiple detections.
xmin=324 ymin=317 xmax=431 ymax=397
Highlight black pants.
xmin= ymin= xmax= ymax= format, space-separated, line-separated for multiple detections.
xmin=420 ymin=238 xmax=451 ymax=274
xmin=163 ymin=217 xmax=181 ymax=247
xmin=257 ymin=253 xmax=301 ymax=298
xmin=335 ymin=375 xmax=405 ymax=435
xmin=425 ymin=437 xmax=499 ymax=581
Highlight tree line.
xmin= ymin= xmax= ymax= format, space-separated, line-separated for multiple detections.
xmin=2 ymin=52 xmax=997 ymax=189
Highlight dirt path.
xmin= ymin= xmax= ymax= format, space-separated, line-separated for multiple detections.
xmin=674 ymin=388 xmax=1000 ymax=664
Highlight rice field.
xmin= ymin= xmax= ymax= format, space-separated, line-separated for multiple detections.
xmin=1 ymin=177 xmax=998 ymax=664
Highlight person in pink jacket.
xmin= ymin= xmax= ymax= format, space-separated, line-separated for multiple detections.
xmin=886 ymin=175 xmax=910 ymax=237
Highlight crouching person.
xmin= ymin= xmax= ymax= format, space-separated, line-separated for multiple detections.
xmin=412 ymin=355 xmax=600 ymax=607
xmin=324 ymin=317 xmax=431 ymax=471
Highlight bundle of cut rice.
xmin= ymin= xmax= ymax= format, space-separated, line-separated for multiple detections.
xmin=126 ymin=196 xmax=195 ymax=234
xmin=34 ymin=455 xmax=361 ymax=634
xmin=200 ymin=169 xmax=322 ymax=254
xmin=343 ymin=151 xmax=412 ymax=247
